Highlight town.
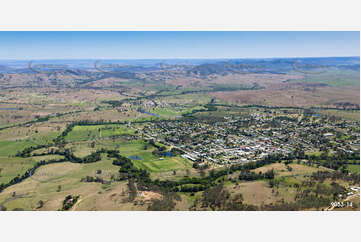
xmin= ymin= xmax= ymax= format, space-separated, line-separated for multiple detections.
xmin=140 ymin=108 xmax=360 ymax=168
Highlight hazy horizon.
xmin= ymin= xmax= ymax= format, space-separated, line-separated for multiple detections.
xmin=0 ymin=31 xmax=359 ymax=59
xmin=0 ymin=56 xmax=360 ymax=61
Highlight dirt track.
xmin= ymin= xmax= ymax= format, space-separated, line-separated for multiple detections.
xmin=325 ymin=192 xmax=360 ymax=211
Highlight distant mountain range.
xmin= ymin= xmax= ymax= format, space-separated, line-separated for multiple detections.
xmin=0 ymin=57 xmax=359 ymax=76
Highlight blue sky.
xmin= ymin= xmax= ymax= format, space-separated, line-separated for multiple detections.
xmin=0 ymin=31 xmax=359 ymax=59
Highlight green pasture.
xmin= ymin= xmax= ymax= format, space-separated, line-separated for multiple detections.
xmin=65 ymin=124 xmax=135 ymax=142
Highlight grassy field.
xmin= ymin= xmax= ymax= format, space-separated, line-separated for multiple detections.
xmin=65 ymin=124 xmax=135 ymax=142
xmin=131 ymin=155 xmax=192 ymax=172
xmin=0 ymin=154 xmax=123 ymax=210
xmin=0 ymin=154 xmax=65 ymax=184
xmin=346 ymin=164 xmax=360 ymax=174
xmin=0 ymin=125 xmax=64 ymax=185
xmin=0 ymin=140 xmax=34 ymax=156
xmin=228 ymin=180 xmax=276 ymax=206
xmin=0 ymin=131 xmax=61 ymax=153
xmin=151 ymin=107 xmax=179 ymax=117
xmin=225 ymin=162 xmax=335 ymax=206
xmin=252 ymin=162 xmax=331 ymax=178
xmin=0 ymin=157 xmax=37 ymax=184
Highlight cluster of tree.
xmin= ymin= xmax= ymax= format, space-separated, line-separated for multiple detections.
xmin=201 ymin=183 xmax=230 ymax=210
xmin=80 ymin=176 xmax=110 ymax=184
xmin=313 ymin=182 xmax=347 ymax=198
xmin=200 ymin=183 xmax=258 ymax=211
xmin=179 ymin=184 xmax=208 ymax=193
xmin=36 ymin=200 xmax=44 ymax=209
xmin=268 ymin=179 xmax=280 ymax=188
xmin=106 ymin=150 xmax=150 ymax=183
xmin=151 ymin=147 xmax=167 ymax=157
xmin=170 ymin=147 xmax=185 ymax=155
xmin=288 ymin=149 xmax=359 ymax=172
xmin=147 ymin=192 xmax=181 ymax=211
xmin=146 ymin=139 xmax=169 ymax=157
xmin=238 ymin=169 xmax=275 ymax=181
xmin=16 ymin=144 xmax=52 ymax=157
xmin=311 ymin=170 xmax=360 ymax=185
xmin=261 ymin=195 xmax=332 ymax=211
xmin=333 ymin=102 xmax=360 ymax=110
xmin=239 ymin=170 xmax=263 ymax=181
xmin=192 ymin=162 xmax=209 ymax=170
xmin=102 ymin=100 xmax=127 ymax=108
xmin=128 ymin=179 xmax=137 ymax=202
xmin=203 ymin=104 xmax=218 ymax=111
xmin=192 ymin=162 xmax=200 ymax=169
xmin=222 ymin=193 xmax=258 ymax=211
xmin=61 ymin=195 xmax=80 ymax=211
xmin=147 ymin=139 xmax=162 ymax=149
xmin=62 ymin=149 xmax=102 ymax=163
xmin=53 ymin=122 xmax=77 ymax=144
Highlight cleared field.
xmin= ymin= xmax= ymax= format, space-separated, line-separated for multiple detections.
xmin=227 ymin=180 xmax=277 ymax=206
xmin=150 ymin=167 xmax=201 ymax=181
xmin=65 ymin=124 xmax=135 ymax=142
xmin=252 ymin=162 xmax=330 ymax=177
xmin=227 ymin=163 xmax=337 ymax=207
xmin=0 ymin=140 xmax=34 ymax=156
xmin=132 ymin=155 xmax=192 ymax=172
xmin=0 ymin=157 xmax=37 ymax=184
xmin=0 ymin=154 xmax=122 ymax=210
xmin=0 ymin=126 xmax=65 ymax=184
xmin=0 ymin=123 xmax=62 ymax=147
